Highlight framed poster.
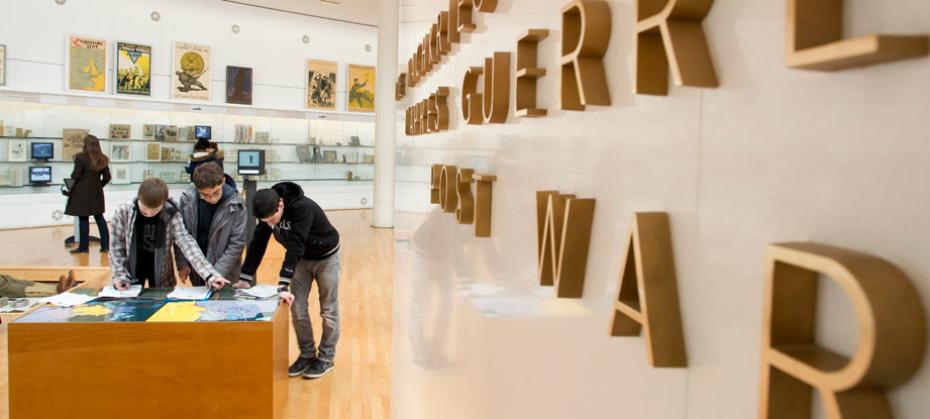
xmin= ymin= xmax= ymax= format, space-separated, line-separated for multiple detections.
xmin=0 ymin=44 xmax=6 ymax=87
xmin=226 ymin=66 xmax=253 ymax=105
xmin=111 ymin=164 xmax=131 ymax=184
xmin=62 ymin=129 xmax=89 ymax=161
xmin=66 ymin=35 xmax=108 ymax=93
xmin=110 ymin=143 xmax=131 ymax=162
xmin=7 ymin=140 xmax=27 ymax=162
xmin=145 ymin=143 xmax=162 ymax=162
xmin=346 ymin=64 xmax=375 ymax=113
xmin=323 ymin=149 xmax=337 ymax=164
xmin=115 ymin=42 xmax=152 ymax=96
xmin=306 ymin=59 xmax=337 ymax=110
xmin=173 ymin=42 xmax=211 ymax=101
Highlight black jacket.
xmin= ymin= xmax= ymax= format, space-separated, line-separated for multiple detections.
xmin=241 ymin=182 xmax=339 ymax=287
xmin=65 ymin=152 xmax=111 ymax=217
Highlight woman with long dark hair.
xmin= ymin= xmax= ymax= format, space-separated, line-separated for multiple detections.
xmin=65 ymin=134 xmax=111 ymax=254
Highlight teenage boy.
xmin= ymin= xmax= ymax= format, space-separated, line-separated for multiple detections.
xmin=175 ymin=163 xmax=249 ymax=288
xmin=241 ymin=182 xmax=340 ymax=380
xmin=110 ymin=178 xmax=230 ymax=290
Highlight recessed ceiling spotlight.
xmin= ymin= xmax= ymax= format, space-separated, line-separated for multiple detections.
xmin=232 ymin=24 xmax=240 ymax=34
xmin=150 ymin=11 xmax=161 ymax=21
xmin=54 ymin=0 xmax=66 ymax=5
xmin=302 ymin=35 xmax=310 ymax=44
xmin=365 ymin=44 xmax=372 ymax=52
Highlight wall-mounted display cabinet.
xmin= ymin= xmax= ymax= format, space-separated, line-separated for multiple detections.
xmin=0 ymin=97 xmax=376 ymax=194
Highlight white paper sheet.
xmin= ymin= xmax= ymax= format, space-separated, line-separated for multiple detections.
xmin=167 ymin=286 xmax=212 ymax=300
xmin=45 ymin=292 xmax=97 ymax=307
xmin=98 ymin=285 xmax=143 ymax=298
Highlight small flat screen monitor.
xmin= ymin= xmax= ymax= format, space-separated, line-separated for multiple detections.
xmin=29 ymin=166 xmax=52 ymax=184
xmin=31 ymin=142 xmax=54 ymax=160
xmin=238 ymin=150 xmax=265 ymax=176
xmin=195 ymin=125 xmax=212 ymax=140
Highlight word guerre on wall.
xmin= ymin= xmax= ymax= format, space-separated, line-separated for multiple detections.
xmin=399 ymin=0 xmax=929 ymax=135
xmin=422 ymin=2 xmax=930 ymax=417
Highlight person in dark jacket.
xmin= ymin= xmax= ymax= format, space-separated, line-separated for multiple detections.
xmin=65 ymin=134 xmax=111 ymax=254
xmin=241 ymin=182 xmax=341 ymax=380
xmin=175 ymin=162 xmax=248 ymax=287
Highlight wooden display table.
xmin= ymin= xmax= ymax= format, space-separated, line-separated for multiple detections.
xmin=7 ymin=287 xmax=289 ymax=419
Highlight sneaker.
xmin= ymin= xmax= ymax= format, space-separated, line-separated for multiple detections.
xmin=69 ymin=248 xmax=89 ymax=254
xmin=288 ymin=357 xmax=315 ymax=377
xmin=302 ymin=359 xmax=334 ymax=379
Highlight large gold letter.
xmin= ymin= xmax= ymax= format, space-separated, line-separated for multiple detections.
xmin=483 ymin=52 xmax=510 ymax=123
xmin=462 ymin=66 xmax=484 ymax=125
xmin=473 ymin=174 xmax=496 ymax=237
xmin=786 ymin=0 xmax=928 ymax=71
xmin=536 ymin=191 xmax=596 ymax=298
xmin=609 ymin=212 xmax=687 ymax=368
xmin=759 ymin=242 xmax=927 ymax=419
xmin=634 ymin=0 xmax=718 ymax=96
xmin=430 ymin=165 xmax=442 ymax=204
xmin=455 ymin=168 xmax=475 ymax=224
xmin=439 ymin=165 xmax=458 ymax=213
xmin=561 ymin=0 xmax=611 ymax=110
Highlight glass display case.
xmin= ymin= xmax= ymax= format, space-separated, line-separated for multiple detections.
xmin=0 ymin=100 xmax=376 ymax=194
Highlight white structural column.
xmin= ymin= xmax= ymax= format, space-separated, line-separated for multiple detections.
xmin=372 ymin=0 xmax=400 ymax=228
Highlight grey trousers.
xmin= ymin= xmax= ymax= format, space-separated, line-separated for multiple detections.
xmin=291 ymin=251 xmax=341 ymax=362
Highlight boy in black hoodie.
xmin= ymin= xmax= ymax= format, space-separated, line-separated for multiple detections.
xmin=241 ymin=182 xmax=341 ymax=380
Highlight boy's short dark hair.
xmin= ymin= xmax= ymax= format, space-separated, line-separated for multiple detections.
xmin=253 ymin=189 xmax=281 ymax=219
xmin=138 ymin=178 xmax=169 ymax=208
xmin=192 ymin=162 xmax=225 ymax=189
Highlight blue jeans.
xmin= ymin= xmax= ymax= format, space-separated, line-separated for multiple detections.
xmin=78 ymin=214 xmax=109 ymax=250
xmin=290 ymin=251 xmax=340 ymax=362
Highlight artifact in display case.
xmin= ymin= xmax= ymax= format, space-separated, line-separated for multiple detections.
xmin=226 ymin=66 xmax=253 ymax=105
xmin=15 ymin=128 xmax=32 ymax=138
xmin=362 ymin=153 xmax=375 ymax=164
xmin=161 ymin=146 xmax=184 ymax=162
xmin=323 ymin=150 xmax=337 ymax=164
xmin=296 ymin=145 xmax=312 ymax=163
xmin=237 ymin=149 xmax=265 ymax=176
xmin=111 ymin=165 xmax=131 ymax=185
xmin=312 ymin=146 xmax=323 ymax=163
xmin=179 ymin=126 xmax=195 ymax=142
xmin=255 ymin=131 xmax=271 ymax=143
xmin=344 ymin=151 xmax=358 ymax=164
xmin=307 ymin=59 xmax=337 ymax=110
xmin=108 ymin=124 xmax=131 ymax=139
xmin=144 ymin=124 xmax=179 ymax=142
xmin=62 ymin=129 xmax=89 ymax=161
xmin=115 ymin=42 xmax=152 ymax=96
xmin=0 ymin=167 xmax=24 ymax=187
xmin=173 ymin=42 xmax=211 ymax=101
xmin=145 ymin=143 xmax=162 ymax=162
xmin=7 ymin=140 xmax=27 ymax=162
xmin=110 ymin=144 xmax=131 ymax=162
xmin=66 ymin=35 xmax=108 ymax=93
xmin=349 ymin=136 xmax=361 ymax=146
xmin=29 ymin=166 xmax=52 ymax=185
xmin=235 ymin=124 xmax=253 ymax=143
xmin=158 ymin=170 xmax=179 ymax=184
xmin=265 ymin=149 xmax=281 ymax=163
xmin=30 ymin=142 xmax=54 ymax=161
xmin=143 ymin=169 xmax=154 ymax=179
xmin=347 ymin=64 xmax=376 ymax=113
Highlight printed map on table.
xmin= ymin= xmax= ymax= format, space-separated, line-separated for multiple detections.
xmin=147 ymin=300 xmax=279 ymax=322
xmin=16 ymin=300 xmax=165 ymax=323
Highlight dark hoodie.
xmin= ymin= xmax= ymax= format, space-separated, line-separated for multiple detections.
xmin=240 ymin=182 xmax=340 ymax=288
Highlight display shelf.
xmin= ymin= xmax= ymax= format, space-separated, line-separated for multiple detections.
xmin=2 ymin=137 xmax=376 ymax=148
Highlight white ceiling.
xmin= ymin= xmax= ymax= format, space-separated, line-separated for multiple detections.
xmin=222 ymin=0 xmax=381 ymax=26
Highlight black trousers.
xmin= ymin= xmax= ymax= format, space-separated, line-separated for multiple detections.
xmin=78 ymin=214 xmax=110 ymax=250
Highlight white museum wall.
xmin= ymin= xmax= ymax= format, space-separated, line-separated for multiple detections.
xmin=0 ymin=0 xmax=378 ymax=228
xmin=392 ymin=1 xmax=930 ymax=419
